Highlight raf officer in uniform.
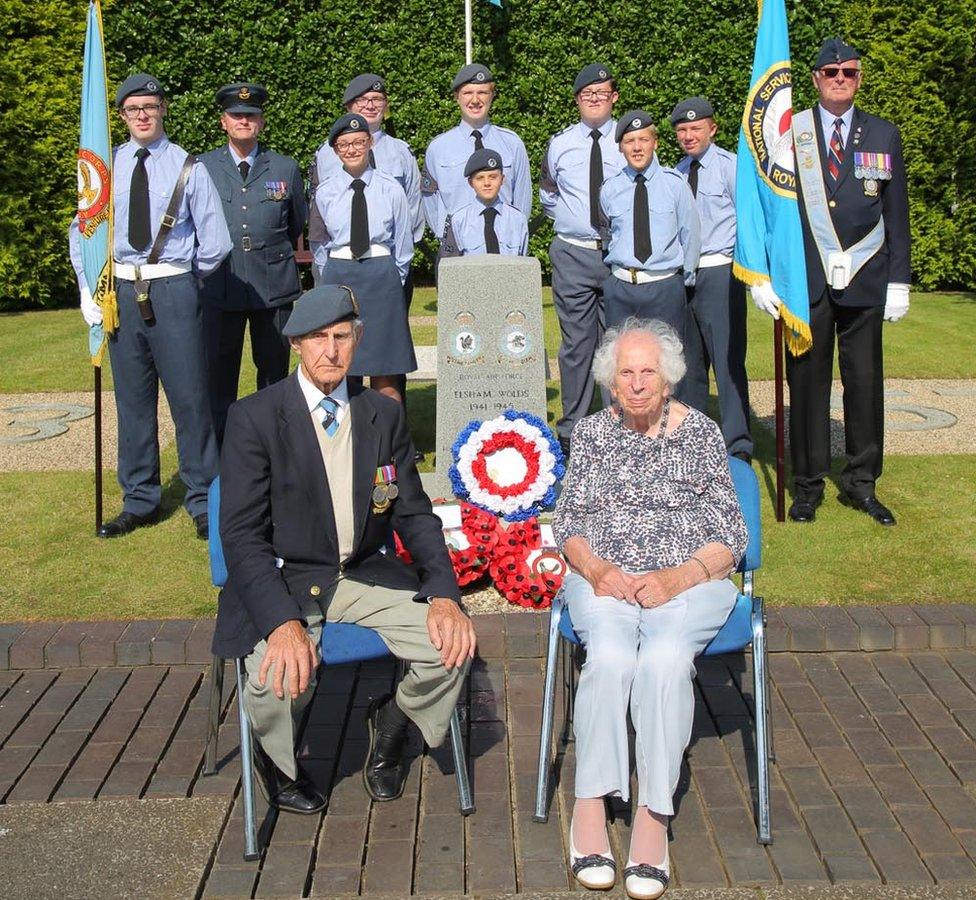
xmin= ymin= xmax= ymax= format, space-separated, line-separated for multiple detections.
xmin=600 ymin=111 xmax=701 ymax=401
xmin=69 ymin=73 xmax=231 ymax=538
xmin=671 ymin=97 xmax=753 ymax=462
xmin=422 ymin=64 xmax=532 ymax=245
xmin=200 ymin=83 xmax=307 ymax=446
xmin=540 ymin=63 xmax=626 ymax=456
xmin=752 ymin=39 xmax=910 ymax=525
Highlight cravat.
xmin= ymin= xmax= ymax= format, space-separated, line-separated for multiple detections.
xmin=827 ymin=118 xmax=845 ymax=182
xmin=471 ymin=129 xmax=484 ymax=151
xmin=688 ymin=159 xmax=701 ymax=198
xmin=633 ymin=173 xmax=652 ymax=263
xmin=350 ymin=179 xmax=369 ymax=259
xmin=238 ymin=160 xmax=250 ymax=180
xmin=319 ymin=396 xmax=340 ymax=437
xmin=589 ymin=129 xmax=604 ymax=232
xmin=128 ymin=147 xmax=152 ymax=252
xmin=482 ymin=207 xmax=500 ymax=254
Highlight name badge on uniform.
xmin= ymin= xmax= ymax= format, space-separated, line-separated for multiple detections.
xmin=265 ymin=180 xmax=287 ymax=201
xmin=853 ymin=152 xmax=891 ymax=197
xmin=372 ymin=463 xmax=398 ymax=513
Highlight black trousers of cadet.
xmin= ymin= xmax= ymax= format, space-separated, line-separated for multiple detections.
xmin=785 ymin=291 xmax=884 ymax=502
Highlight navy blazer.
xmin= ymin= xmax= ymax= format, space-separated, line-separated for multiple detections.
xmin=797 ymin=107 xmax=911 ymax=307
xmin=212 ymin=374 xmax=460 ymax=659
xmin=199 ymin=144 xmax=306 ymax=310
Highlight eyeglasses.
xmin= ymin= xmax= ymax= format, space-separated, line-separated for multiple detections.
xmin=121 ymin=102 xmax=162 ymax=118
xmin=579 ymin=89 xmax=614 ymax=101
xmin=352 ymin=95 xmax=386 ymax=109
xmin=819 ymin=66 xmax=860 ymax=80
xmin=334 ymin=137 xmax=370 ymax=153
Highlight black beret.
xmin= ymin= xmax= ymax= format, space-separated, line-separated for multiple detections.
xmin=343 ymin=73 xmax=386 ymax=106
xmin=328 ymin=113 xmax=370 ymax=146
xmin=669 ymin=96 xmax=714 ymax=126
xmin=282 ymin=285 xmax=360 ymax=337
xmin=216 ymin=83 xmax=267 ymax=114
xmin=115 ymin=73 xmax=165 ymax=109
xmin=814 ymin=38 xmax=862 ymax=69
xmin=615 ymin=110 xmax=655 ymax=142
xmin=452 ymin=63 xmax=493 ymax=91
xmin=574 ymin=63 xmax=614 ymax=95
xmin=464 ymin=148 xmax=504 ymax=177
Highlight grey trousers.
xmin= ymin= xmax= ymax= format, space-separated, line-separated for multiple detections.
xmin=244 ymin=578 xmax=469 ymax=779
xmin=550 ymin=237 xmax=610 ymax=442
xmin=566 ymin=571 xmax=737 ymax=816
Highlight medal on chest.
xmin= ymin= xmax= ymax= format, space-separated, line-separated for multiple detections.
xmin=372 ymin=463 xmax=398 ymax=513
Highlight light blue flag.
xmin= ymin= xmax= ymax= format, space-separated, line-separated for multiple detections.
xmin=78 ymin=0 xmax=117 ymax=366
xmin=484 ymin=0 xmax=502 ymax=6
xmin=733 ymin=0 xmax=811 ymax=355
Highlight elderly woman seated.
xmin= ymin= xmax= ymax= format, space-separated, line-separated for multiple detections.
xmin=552 ymin=317 xmax=747 ymax=899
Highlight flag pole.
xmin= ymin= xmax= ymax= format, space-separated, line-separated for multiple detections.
xmin=94 ymin=366 xmax=103 ymax=530
xmin=773 ymin=319 xmax=786 ymax=522
xmin=464 ymin=0 xmax=473 ymax=64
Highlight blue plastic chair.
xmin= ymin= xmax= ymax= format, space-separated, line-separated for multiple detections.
xmin=202 ymin=477 xmax=474 ymax=862
xmin=533 ymin=456 xmax=773 ymax=844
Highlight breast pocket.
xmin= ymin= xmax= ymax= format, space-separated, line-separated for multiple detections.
xmin=149 ymin=184 xmax=190 ymax=226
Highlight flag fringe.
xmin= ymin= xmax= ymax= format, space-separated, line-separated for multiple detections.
xmin=732 ymin=262 xmax=813 ymax=356
xmin=732 ymin=261 xmax=769 ymax=288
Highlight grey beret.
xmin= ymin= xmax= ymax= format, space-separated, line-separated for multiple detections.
xmin=115 ymin=73 xmax=165 ymax=109
xmin=452 ymin=63 xmax=493 ymax=91
xmin=814 ymin=38 xmax=861 ymax=69
xmin=282 ymin=285 xmax=359 ymax=337
xmin=343 ymin=73 xmax=386 ymax=106
xmin=216 ymin=82 xmax=267 ymax=114
xmin=669 ymin=96 xmax=714 ymax=126
xmin=464 ymin=148 xmax=504 ymax=177
xmin=328 ymin=113 xmax=370 ymax=146
xmin=573 ymin=63 xmax=614 ymax=95
xmin=615 ymin=110 xmax=655 ymax=142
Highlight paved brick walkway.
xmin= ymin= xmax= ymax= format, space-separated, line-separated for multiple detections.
xmin=3 ymin=614 xmax=976 ymax=897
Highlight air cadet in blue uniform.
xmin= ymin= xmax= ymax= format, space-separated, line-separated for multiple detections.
xmin=199 ymin=83 xmax=307 ymax=446
xmin=671 ymin=96 xmax=753 ymax=462
xmin=540 ymin=63 xmax=627 ymax=455
xmin=314 ymin=113 xmax=415 ymax=402
xmin=443 ymin=149 xmax=528 ymax=256
xmin=600 ymin=111 xmax=701 ymax=401
xmin=422 ymin=64 xmax=532 ymax=244
xmin=68 ymin=73 xmax=231 ymax=538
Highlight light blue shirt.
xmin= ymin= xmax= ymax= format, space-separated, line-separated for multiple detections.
xmin=675 ymin=142 xmax=737 ymax=257
xmin=818 ymin=103 xmax=854 ymax=152
xmin=228 ymin=144 xmax=258 ymax=169
xmin=450 ymin=198 xmax=528 ymax=256
xmin=297 ymin=366 xmax=351 ymax=428
xmin=313 ymin=167 xmax=413 ymax=283
xmin=421 ymin=120 xmax=531 ymax=236
xmin=316 ymin=129 xmax=424 ymax=241
xmin=69 ymin=135 xmax=232 ymax=291
xmin=539 ymin=118 xmax=626 ymax=240
xmin=600 ymin=156 xmax=701 ymax=278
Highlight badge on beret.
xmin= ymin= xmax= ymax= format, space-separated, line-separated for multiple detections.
xmin=372 ymin=81 xmax=382 ymax=90
xmin=475 ymin=71 xmax=486 ymax=82
xmin=146 ymin=81 xmax=157 ymax=92
xmin=350 ymin=118 xmax=360 ymax=129
xmin=687 ymin=110 xmax=697 ymax=120
xmin=488 ymin=158 xmax=498 ymax=168
xmin=631 ymin=117 xmax=641 ymax=128
xmin=598 ymin=69 xmax=607 ymax=78
xmin=239 ymin=86 xmax=251 ymax=100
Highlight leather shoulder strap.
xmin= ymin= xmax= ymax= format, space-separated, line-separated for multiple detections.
xmin=147 ymin=153 xmax=197 ymax=265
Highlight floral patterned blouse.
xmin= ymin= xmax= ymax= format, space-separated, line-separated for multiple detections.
xmin=552 ymin=406 xmax=748 ymax=572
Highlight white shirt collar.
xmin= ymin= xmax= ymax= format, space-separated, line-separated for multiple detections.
xmin=296 ymin=367 xmax=350 ymax=424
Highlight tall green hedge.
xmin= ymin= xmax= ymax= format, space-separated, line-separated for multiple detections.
xmin=2 ymin=0 xmax=974 ymax=310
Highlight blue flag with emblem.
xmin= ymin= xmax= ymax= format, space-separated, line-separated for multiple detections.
xmin=733 ymin=0 xmax=811 ymax=355
xmin=77 ymin=0 xmax=118 ymax=366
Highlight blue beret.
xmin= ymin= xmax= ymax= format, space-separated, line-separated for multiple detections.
xmin=615 ymin=110 xmax=655 ymax=142
xmin=814 ymin=38 xmax=861 ymax=69
xmin=452 ymin=63 xmax=493 ymax=91
xmin=328 ymin=113 xmax=370 ymax=146
xmin=669 ymin=96 xmax=714 ymax=126
xmin=343 ymin=73 xmax=386 ymax=106
xmin=574 ymin=63 xmax=614 ymax=95
xmin=115 ymin=73 xmax=165 ymax=109
xmin=464 ymin=148 xmax=504 ymax=177
xmin=282 ymin=285 xmax=360 ymax=337
xmin=216 ymin=83 xmax=267 ymax=114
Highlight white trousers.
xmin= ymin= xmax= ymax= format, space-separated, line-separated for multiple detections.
xmin=566 ymin=571 xmax=737 ymax=815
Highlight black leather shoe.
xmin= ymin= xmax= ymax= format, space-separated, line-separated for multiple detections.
xmin=97 ymin=508 xmax=160 ymax=538
xmin=558 ymin=436 xmax=571 ymax=459
xmin=193 ymin=512 xmax=209 ymax=540
xmin=732 ymin=450 xmax=753 ymax=465
xmin=413 ymin=449 xmax=426 ymax=463
xmin=842 ymin=494 xmax=896 ymax=526
xmin=364 ymin=694 xmax=409 ymax=801
xmin=252 ymin=744 xmax=327 ymax=814
xmin=788 ymin=498 xmax=819 ymax=523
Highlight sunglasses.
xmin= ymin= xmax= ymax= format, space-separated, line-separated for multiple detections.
xmin=819 ymin=66 xmax=861 ymax=79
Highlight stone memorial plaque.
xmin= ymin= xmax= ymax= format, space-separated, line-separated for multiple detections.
xmin=432 ymin=255 xmax=548 ymax=494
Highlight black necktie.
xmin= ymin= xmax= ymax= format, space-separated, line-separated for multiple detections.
xmin=688 ymin=159 xmax=701 ymax=198
xmin=589 ymin=129 xmax=604 ymax=232
xmin=482 ymin=207 xmax=500 ymax=254
xmin=633 ymin=173 xmax=652 ymax=263
xmin=471 ymin=129 xmax=484 ymax=151
xmin=350 ymin=178 xmax=370 ymax=258
xmin=238 ymin=160 xmax=250 ymax=180
xmin=128 ymin=147 xmax=151 ymax=252
xmin=368 ymin=148 xmax=376 ymax=169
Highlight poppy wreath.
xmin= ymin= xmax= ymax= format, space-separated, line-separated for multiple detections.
xmin=488 ymin=519 xmax=568 ymax=609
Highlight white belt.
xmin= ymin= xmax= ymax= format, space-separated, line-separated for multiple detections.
xmin=114 ymin=262 xmax=191 ymax=281
xmin=556 ymin=234 xmax=604 ymax=251
xmin=698 ymin=253 xmax=733 ymax=269
xmin=611 ymin=266 xmax=679 ymax=285
xmin=329 ymin=244 xmax=390 ymax=260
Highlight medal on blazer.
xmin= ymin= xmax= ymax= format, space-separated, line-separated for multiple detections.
xmin=265 ymin=180 xmax=287 ymax=200
xmin=372 ymin=464 xmax=398 ymax=513
xmin=853 ymin=152 xmax=891 ymax=197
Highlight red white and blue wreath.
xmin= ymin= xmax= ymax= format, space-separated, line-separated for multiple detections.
xmin=449 ymin=409 xmax=566 ymax=522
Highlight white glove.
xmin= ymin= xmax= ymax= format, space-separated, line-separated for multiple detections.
xmin=883 ymin=283 xmax=910 ymax=322
xmin=750 ymin=281 xmax=781 ymax=320
xmin=80 ymin=285 xmax=102 ymax=326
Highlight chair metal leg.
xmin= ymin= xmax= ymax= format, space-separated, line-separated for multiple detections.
xmin=534 ymin=592 xmax=564 ymax=823
xmin=751 ymin=596 xmax=772 ymax=845
xmin=235 ymin=658 xmax=260 ymax=861
xmin=203 ymin=655 xmax=225 ymax=776
xmin=764 ymin=611 xmax=775 ymax=764
xmin=449 ymin=707 xmax=475 ymax=815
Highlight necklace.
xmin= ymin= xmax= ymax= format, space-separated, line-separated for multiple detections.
xmin=653 ymin=397 xmax=671 ymax=441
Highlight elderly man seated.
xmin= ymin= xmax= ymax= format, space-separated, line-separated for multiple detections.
xmin=212 ymin=285 xmax=476 ymax=813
